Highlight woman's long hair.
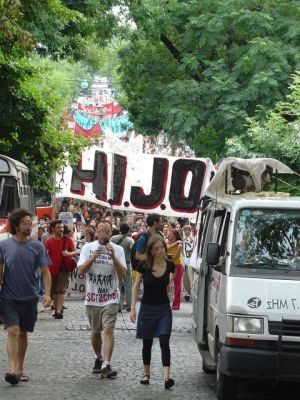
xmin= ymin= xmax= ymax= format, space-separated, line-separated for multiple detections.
xmin=168 ymin=228 xmax=181 ymax=242
xmin=144 ymin=234 xmax=167 ymax=270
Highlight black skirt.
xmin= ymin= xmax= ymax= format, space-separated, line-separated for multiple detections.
xmin=136 ymin=302 xmax=172 ymax=339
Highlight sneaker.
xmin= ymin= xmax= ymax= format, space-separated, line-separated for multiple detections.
xmin=92 ymin=358 xmax=102 ymax=374
xmin=100 ymin=365 xmax=117 ymax=378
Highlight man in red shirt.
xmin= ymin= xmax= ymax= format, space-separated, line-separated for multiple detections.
xmin=44 ymin=220 xmax=76 ymax=319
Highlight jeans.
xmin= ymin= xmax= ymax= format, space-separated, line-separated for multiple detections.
xmin=118 ymin=263 xmax=132 ymax=309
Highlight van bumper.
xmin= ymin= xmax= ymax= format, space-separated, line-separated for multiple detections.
xmin=220 ymin=344 xmax=300 ymax=381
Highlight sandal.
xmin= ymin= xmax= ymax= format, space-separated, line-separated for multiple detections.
xmin=18 ymin=373 xmax=29 ymax=382
xmin=165 ymin=378 xmax=175 ymax=389
xmin=5 ymin=372 xmax=19 ymax=385
xmin=140 ymin=374 xmax=150 ymax=385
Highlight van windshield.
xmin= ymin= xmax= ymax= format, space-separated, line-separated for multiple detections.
xmin=234 ymin=208 xmax=300 ymax=271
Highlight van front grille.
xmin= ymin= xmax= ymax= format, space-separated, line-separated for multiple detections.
xmin=269 ymin=320 xmax=300 ymax=337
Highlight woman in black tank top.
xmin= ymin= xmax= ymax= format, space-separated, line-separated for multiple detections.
xmin=130 ymin=234 xmax=176 ymax=389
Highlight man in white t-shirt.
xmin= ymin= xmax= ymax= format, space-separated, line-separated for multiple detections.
xmin=78 ymin=220 xmax=126 ymax=378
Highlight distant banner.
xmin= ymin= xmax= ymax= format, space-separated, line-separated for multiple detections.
xmin=56 ymin=147 xmax=214 ymax=217
xmin=77 ymin=103 xmax=100 ymax=115
xmin=102 ymin=102 xmax=123 ymax=116
xmin=99 ymin=114 xmax=133 ymax=136
xmin=75 ymin=111 xmax=99 ymax=130
xmin=74 ymin=123 xmax=102 ymax=137
xmin=75 ymin=112 xmax=133 ymax=137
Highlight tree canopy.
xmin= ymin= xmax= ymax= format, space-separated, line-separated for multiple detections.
xmin=225 ymin=72 xmax=300 ymax=192
xmin=0 ymin=0 xmax=117 ymax=189
xmin=0 ymin=0 xmax=300 ymax=191
xmin=117 ymin=0 xmax=300 ymax=161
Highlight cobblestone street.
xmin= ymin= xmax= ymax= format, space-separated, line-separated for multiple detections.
xmin=0 ymin=299 xmax=217 ymax=400
xmin=1 ymin=299 xmax=300 ymax=400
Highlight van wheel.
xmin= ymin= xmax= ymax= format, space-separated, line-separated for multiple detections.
xmin=216 ymin=344 xmax=237 ymax=400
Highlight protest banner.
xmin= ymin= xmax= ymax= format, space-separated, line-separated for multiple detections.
xmin=56 ymin=146 xmax=214 ymax=218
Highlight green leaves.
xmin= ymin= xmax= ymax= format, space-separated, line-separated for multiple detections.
xmin=225 ymin=72 xmax=300 ymax=192
xmin=0 ymin=1 xmax=114 ymax=190
xmin=1 ymin=0 xmax=300 ymax=190
xmin=0 ymin=51 xmax=90 ymax=190
xmin=117 ymin=0 xmax=300 ymax=161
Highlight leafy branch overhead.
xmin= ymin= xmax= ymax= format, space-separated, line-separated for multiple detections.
xmin=225 ymin=72 xmax=300 ymax=182
xmin=0 ymin=0 xmax=122 ymax=190
xmin=0 ymin=0 xmax=300 ymax=191
xmin=118 ymin=0 xmax=300 ymax=161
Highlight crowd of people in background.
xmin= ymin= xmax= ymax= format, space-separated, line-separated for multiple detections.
xmin=93 ymin=131 xmax=195 ymax=158
xmin=38 ymin=201 xmax=197 ymax=272
xmin=36 ymin=200 xmax=198 ymax=312
xmin=50 ymin=200 xmax=194 ymax=232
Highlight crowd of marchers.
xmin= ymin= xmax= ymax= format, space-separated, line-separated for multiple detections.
xmin=0 ymin=204 xmax=197 ymax=389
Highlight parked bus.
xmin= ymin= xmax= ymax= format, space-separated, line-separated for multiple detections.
xmin=0 ymin=154 xmax=37 ymax=240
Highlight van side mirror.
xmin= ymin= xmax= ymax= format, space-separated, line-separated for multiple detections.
xmin=206 ymin=243 xmax=221 ymax=266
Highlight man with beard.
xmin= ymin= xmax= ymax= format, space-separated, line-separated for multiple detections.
xmin=77 ymin=220 xmax=126 ymax=378
xmin=44 ymin=220 xmax=76 ymax=319
xmin=0 ymin=208 xmax=51 ymax=385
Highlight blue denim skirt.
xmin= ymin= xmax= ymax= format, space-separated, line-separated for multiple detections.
xmin=136 ymin=302 xmax=172 ymax=339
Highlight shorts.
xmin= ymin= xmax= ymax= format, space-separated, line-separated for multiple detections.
xmin=0 ymin=298 xmax=38 ymax=332
xmin=51 ymin=270 xmax=70 ymax=296
xmin=86 ymin=303 xmax=118 ymax=332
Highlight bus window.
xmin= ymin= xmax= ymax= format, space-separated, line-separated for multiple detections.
xmin=0 ymin=177 xmax=20 ymax=217
xmin=35 ymin=189 xmax=52 ymax=207
xmin=25 ymin=173 xmax=29 ymax=186
xmin=34 ymin=189 xmax=55 ymax=219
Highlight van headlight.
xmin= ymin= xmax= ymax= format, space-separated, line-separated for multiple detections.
xmin=228 ymin=316 xmax=263 ymax=334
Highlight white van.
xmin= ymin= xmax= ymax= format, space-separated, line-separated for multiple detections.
xmin=191 ymin=158 xmax=300 ymax=400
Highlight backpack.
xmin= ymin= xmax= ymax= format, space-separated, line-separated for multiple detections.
xmin=115 ymin=235 xmax=126 ymax=246
xmin=130 ymin=232 xmax=149 ymax=271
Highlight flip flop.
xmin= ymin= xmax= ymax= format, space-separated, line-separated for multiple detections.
xmin=5 ymin=372 xmax=19 ymax=385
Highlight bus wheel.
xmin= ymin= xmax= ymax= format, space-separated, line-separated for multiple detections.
xmin=216 ymin=343 xmax=237 ymax=400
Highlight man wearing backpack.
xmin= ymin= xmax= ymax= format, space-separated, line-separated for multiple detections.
xmin=135 ymin=214 xmax=163 ymax=260
xmin=110 ymin=223 xmax=134 ymax=312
